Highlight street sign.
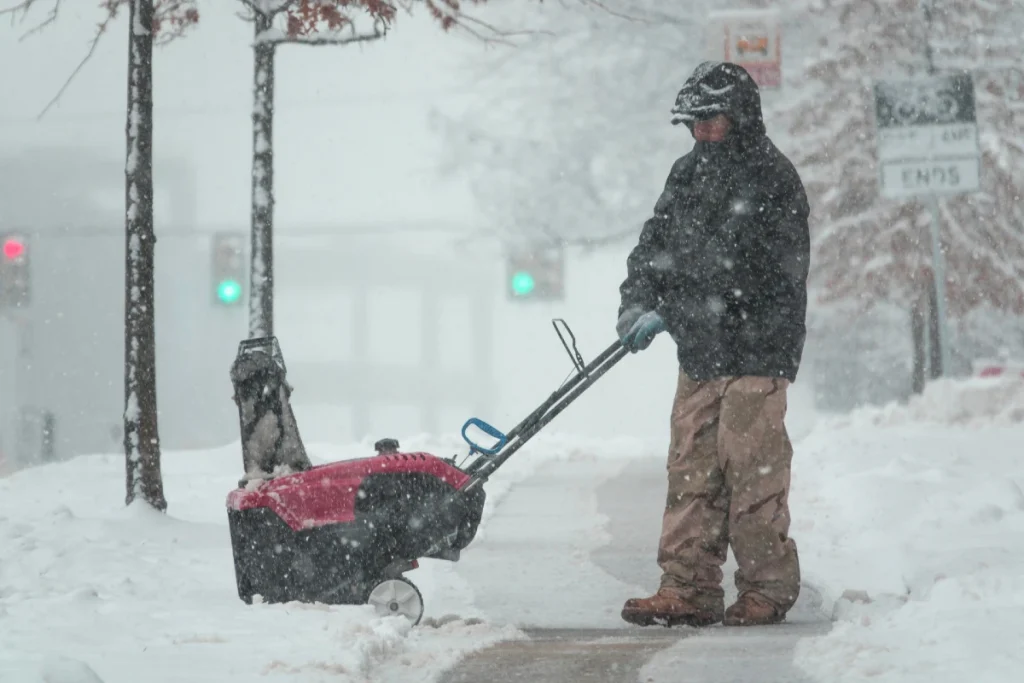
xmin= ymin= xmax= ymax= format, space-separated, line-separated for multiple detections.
xmin=873 ymin=72 xmax=979 ymax=379
xmin=707 ymin=9 xmax=782 ymax=89
xmin=879 ymin=159 xmax=980 ymax=197
xmin=874 ymin=72 xmax=980 ymax=200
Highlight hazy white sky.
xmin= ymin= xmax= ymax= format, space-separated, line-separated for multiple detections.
xmin=0 ymin=3 xmax=500 ymax=229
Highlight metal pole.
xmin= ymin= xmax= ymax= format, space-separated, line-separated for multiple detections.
xmin=919 ymin=0 xmax=951 ymax=377
xmin=926 ymin=195 xmax=951 ymax=375
xmin=911 ymin=295 xmax=927 ymax=393
xmin=11 ymin=315 xmax=27 ymax=465
xmin=41 ymin=410 xmax=56 ymax=463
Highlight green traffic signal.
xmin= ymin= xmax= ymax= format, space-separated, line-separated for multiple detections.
xmin=511 ymin=271 xmax=536 ymax=296
xmin=217 ymin=279 xmax=242 ymax=304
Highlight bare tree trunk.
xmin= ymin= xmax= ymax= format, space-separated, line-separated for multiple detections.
xmin=911 ymin=292 xmax=927 ymax=395
xmin=124 ymin=0 xmax=166 ymax=511
xmin=249 ymin=10 xmax=275 ymax=339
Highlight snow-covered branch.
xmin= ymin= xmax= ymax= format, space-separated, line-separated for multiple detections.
xmin=256 ymin=17 xmax=386 ymax=45
xmin=246 ymin=0 xmax=300 ymax=17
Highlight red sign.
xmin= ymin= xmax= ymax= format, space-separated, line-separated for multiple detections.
xmin=709 ymin=10 xmax=783 ymax=90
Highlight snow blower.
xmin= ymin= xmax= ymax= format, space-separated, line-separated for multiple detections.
xmin=225 ymin=321 xmax=628 ymax=625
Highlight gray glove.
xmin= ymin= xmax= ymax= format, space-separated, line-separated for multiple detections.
xmin=616 ymin=307 xmax=666 ymax=352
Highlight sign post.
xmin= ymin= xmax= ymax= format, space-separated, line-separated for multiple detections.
xmin=707 ymin=9 xmax=782 ymax=90
xmin=874 ymin=72 xmax=980 ymax=376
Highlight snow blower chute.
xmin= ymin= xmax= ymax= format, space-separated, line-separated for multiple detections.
xmin=225 ymin=321 xmax=628 ymax=624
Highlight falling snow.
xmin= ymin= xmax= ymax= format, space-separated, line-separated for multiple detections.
xmin=2 ymin=1 xmax=1023 ymax=680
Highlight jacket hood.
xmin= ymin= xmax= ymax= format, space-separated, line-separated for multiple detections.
xmin=670 ymin=62 xmax=766 ymax=139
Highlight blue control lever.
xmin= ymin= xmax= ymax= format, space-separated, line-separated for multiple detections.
xmin=461 ymin=417 xmax=508 ymax=456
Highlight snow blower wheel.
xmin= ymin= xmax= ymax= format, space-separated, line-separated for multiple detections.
xmin=366 ymin=577 xmax=424 ymax=625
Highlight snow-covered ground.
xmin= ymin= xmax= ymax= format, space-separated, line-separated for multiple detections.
xmin=0 ymin=436 xmax=522 ymax=683
xmin=791 ymin=377 xmax=1024 ymax=682
xmin=2 ymin=377 xmax=1022 ymax=682
xmin=0 ymin=432 xmax=656 ymax=683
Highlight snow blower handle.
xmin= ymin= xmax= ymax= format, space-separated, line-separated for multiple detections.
xmin=462 ymin=337 xmax=629 ymax=490
xmin=461 ymin=417 xmax=508 ymax=456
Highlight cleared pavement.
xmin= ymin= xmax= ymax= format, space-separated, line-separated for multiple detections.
xmin=439 ymin=455 xmax=830 ymax=682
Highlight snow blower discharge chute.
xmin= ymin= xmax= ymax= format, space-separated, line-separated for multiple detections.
xmin=225 ymin=321 xmax=628 ymax=624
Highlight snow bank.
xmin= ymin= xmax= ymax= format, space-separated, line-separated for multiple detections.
xmin=0 ymin=442 xmax=523 ymax=683
xmin=0 ymin=656 xmax=106 ymax=683
xmin=825 ymin=375 xmax=1024 ymax=428
xmin=0 ymin=431 xmax=652 ymax=682
xmin=790 ymin=386 xmax=1024 ymax=682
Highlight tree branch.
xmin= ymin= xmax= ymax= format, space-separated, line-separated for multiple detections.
xmin=455 ymin=11 xmax=554 ymax=43
xmin=2 ymin=0 xmax=61 ymax=40
xmin=575 ymin=0 xmax=650 ymax=24
xmin=393 ymin=0 xmax=550 ymax=46
xmin=152 ymin=0 xmax=200 ymax=44
xmin=235 ymin=0 xmax=257 ymax=22
xmin=258 ymin=18 xmax=387 ymax=46
xmin=9 ymin=0 xmax=198 ymax=119
xmin=237 ymin=0 xmax=300 ymax=23
xmin=256 ymin=0 xmax=300 ymax=18
xmin=30 ymin=3 xmax=119 ymax=120
xmin=266 ymin=30 xmax=384 ymax=46
xmin=436 ymin=0 xmax=654 ymax=46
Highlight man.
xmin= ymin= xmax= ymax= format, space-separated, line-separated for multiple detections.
xmin=616 ymin=61 xmax=810 ymax=627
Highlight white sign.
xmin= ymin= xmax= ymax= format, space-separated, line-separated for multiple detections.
xmin=707 ymin=9 xmax=782 ymax=89
xmin=880 ymin=158 xmax=981 ymax=199
xmin=877 ymin=123 xmax=980 ymax=162
xmin=874 ymin=73 xmax=980 ymax=199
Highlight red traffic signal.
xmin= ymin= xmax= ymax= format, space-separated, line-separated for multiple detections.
xmin=3 ymin=237 xmax=25 ymax=261
xmin=0 ymin=234 xmax=30 ymax=308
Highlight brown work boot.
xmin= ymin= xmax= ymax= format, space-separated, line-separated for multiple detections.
xmin=723 ymin=592 xmax=785 ymax=626
xmin=621 ymin=588 xmax=723 ymax=628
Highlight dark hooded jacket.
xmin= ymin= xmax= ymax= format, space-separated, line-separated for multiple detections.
xmin=619 ymin=62 xmax=810 ymax=382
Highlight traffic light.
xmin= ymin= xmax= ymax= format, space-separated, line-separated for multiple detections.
xmin=505 ymin=243 xmax=565 ymax=301
xmin=0 ymin=233 xmax=30 ymax=309
xmin=211 ymin=232 xmax=246 ymax=306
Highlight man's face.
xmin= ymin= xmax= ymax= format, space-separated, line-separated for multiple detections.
xmin=693 ymin=114 xmax=732 ymax=142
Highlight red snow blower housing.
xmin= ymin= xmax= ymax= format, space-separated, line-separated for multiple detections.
xmin=225 ymin=322 xmax=627 ymax=624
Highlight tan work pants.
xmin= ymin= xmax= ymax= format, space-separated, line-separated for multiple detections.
xmin=657 ymin=371 xmax=800 ymax=612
